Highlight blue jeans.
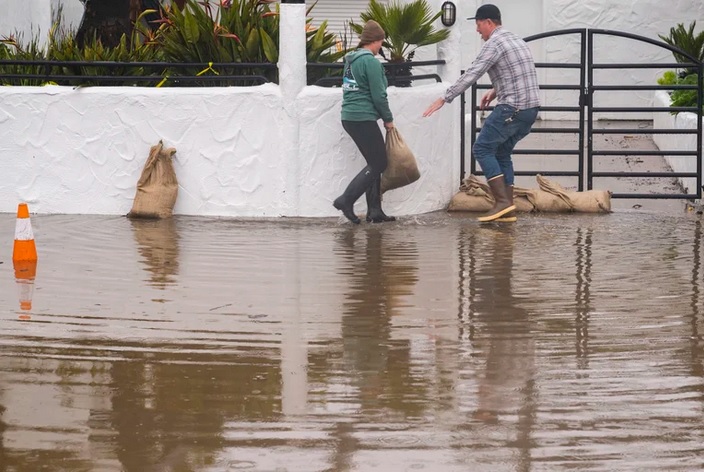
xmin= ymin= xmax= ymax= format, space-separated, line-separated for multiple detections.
xmin=473 ymin=105 xmax=539 ymax=186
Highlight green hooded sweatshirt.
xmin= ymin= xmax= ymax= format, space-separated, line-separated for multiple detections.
xmin=341 ymin=49 xmax=393 ymax=123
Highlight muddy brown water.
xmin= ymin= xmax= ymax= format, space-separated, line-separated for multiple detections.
xmin=0 ymin=210 xmax=703 ymax=471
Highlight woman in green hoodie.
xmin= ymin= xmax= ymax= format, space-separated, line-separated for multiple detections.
xmin=333 ymin=20 xmax=396 ymax=224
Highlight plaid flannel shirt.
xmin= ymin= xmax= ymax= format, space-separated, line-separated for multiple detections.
xmin=444 ymin=27 xmax=540 ymax=110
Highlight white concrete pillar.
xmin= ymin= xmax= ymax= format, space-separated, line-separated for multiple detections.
xmin=278 ymin=1 xmax=307 ymax=101
xmin=278 ymin=0 xmax=307 ymax=216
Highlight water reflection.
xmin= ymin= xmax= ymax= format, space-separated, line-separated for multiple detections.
xmin=575 ymin=228 xmax=593 ymax=368
xmin=689 ymin=220 xmax=703 ymax=378
xmin=338 ymin=227 xmax=419 ymax=409
xmin=13 ymin=260 xmax=37 ymax=320
xmin=97 ymin=345 xmax=280 ymax=471
xmin=1 ymin=212 xmax=704 ymax=471
xmin=130 ymin=218 xmax=180 ymax=288
xmin=471 ymin=226 xmax=536 ymax=426
xmin=330 ymin=227 xmax=419 ymax=471
xmin=454 ymin=225 xmax=538 ymax=471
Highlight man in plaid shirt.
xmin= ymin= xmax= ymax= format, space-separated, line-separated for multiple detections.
xmin=424 ymin=4 xmax=540 ymax=223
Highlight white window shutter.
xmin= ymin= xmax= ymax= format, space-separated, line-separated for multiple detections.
xmin=305 ymin=0 xmax=386 ymax=39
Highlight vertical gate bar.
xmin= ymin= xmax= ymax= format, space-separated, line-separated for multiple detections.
xmin=586 ymin=30 xmax=594 ymax=191
xmin=578 ymin=29 xmax=587 ymax=192
xmin=698 ymin=62 xmax=703 ymax=198
xmin=460 ymin=87 xmax=466 ymax=183
xmin=470 ymin=80 xmax=478 ymax=176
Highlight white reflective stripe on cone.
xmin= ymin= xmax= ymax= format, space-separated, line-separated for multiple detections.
xmin=14 ymin=218 xmax=34 ymax=240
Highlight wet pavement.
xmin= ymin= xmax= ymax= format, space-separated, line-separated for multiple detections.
xmin=1 ymin=207 xmax=703 ymax=471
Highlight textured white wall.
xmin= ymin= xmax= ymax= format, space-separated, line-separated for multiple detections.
xmin=542 ymin=0 xmax=704 ymax=118
xmin=0 ymin=82 xmax=457 ymax=217
xmin=0 ymin=86 xmax=291 ymax=216
xmin=0 ymin=0 xmax=84 ymax=43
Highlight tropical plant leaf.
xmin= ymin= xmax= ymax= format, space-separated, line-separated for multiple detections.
xmin=351 ymin=0 xmax=449 ymax=63
xmin=260 ymin=28 xmax=278 ymax=63
xmin=658 ymin=21 xmax=704 ymax=66
xmin=182 ymin=9 xmax=200 ymax=44
xmin=2 ymin=0 xmax=346 ymax=87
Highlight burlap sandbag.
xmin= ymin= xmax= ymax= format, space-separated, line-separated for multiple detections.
xmin=447 ymin=174 xmax=611 ymax=213
xmin=448 ymin=174 xmax=491 ymax=211
xmin=447 ymin=191 xmax=494 ymax=212
xmin=381 ymin=127 xmax=420 ymax=193
xmin=569 ymin=190 xmax=612 ymax=212
xmin=536 ymin=175 xmax=611 ymax=213
xmin=512 ymin=185 xmax=537 ymax=212
xmin=127 ymin=141 xmax=178 ymax=219
xmin=448 ymin=174 xmax=534 ymax=212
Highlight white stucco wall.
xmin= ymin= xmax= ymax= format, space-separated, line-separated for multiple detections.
xmin=541 ymin=0 xmax=704 ymax=119
xmin=0 ymin=0 xmax=84 ymax=43
xmin=653 ymin=91 xmax=702 ymax=196
xmin=52 ymin=0 xmax=85 ymax=32
xmin=0 ymin=86 xmax=289 ymax=216
xmin=0 ymin=82 xmax=457 ymax=217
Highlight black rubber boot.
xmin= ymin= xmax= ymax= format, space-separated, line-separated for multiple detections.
xmin=365 ymin=176 xmax=396 ymax=223
xmin=333 ymin=166 xmax=375 ymax=224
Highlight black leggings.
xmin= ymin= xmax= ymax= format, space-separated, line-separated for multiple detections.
xmin=342 ymin=120 xmax=388 ymax=175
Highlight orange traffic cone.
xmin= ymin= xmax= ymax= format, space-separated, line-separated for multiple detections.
xmin=12 ymin=203 xmax=38 ymax=317
xmin=13 ymin=203 xmax=38 ymax=263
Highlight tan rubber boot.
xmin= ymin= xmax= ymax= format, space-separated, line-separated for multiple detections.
xmin=478 ymin=175 xmax=516 ymax=222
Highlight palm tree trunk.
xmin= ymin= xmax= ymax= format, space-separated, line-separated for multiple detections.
xmin=76 ymin=0 xmax=132 ymax=48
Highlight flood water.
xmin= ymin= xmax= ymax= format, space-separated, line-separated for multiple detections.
xmin=1 ymin=210 xmax=703 ymax=471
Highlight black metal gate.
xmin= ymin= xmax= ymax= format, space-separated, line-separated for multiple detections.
xmin=461 ymin=28 xmax=703 ymax=199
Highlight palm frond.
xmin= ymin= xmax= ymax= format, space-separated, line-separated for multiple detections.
xmin=351 ymin=0 xmax=449 ymax=62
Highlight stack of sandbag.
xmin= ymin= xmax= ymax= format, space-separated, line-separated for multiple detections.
xmin=448 ymin=174 xmax=611 ymax=213
xmin=127 ymin=140 xmax=179 ymax=219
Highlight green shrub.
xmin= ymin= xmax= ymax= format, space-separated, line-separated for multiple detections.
xmin=0 ymin=34 xmax=52 ymax=86
xmin=0 ymin=0 xmax=346 ymax=87
xmin=154 ymin=0 xmax=279 ymax=85
xmin=657 ymin=22 xmax=703 ymax=114
xmin=658 ymin=21 xmax=704 ymax=71
xmin=47 ymin=11 xmax=164 ymax=86
xmin=156 ymin=0 xmax=346 ymax=86
xmin=657 ymin=71 xmax=702 ymax=114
